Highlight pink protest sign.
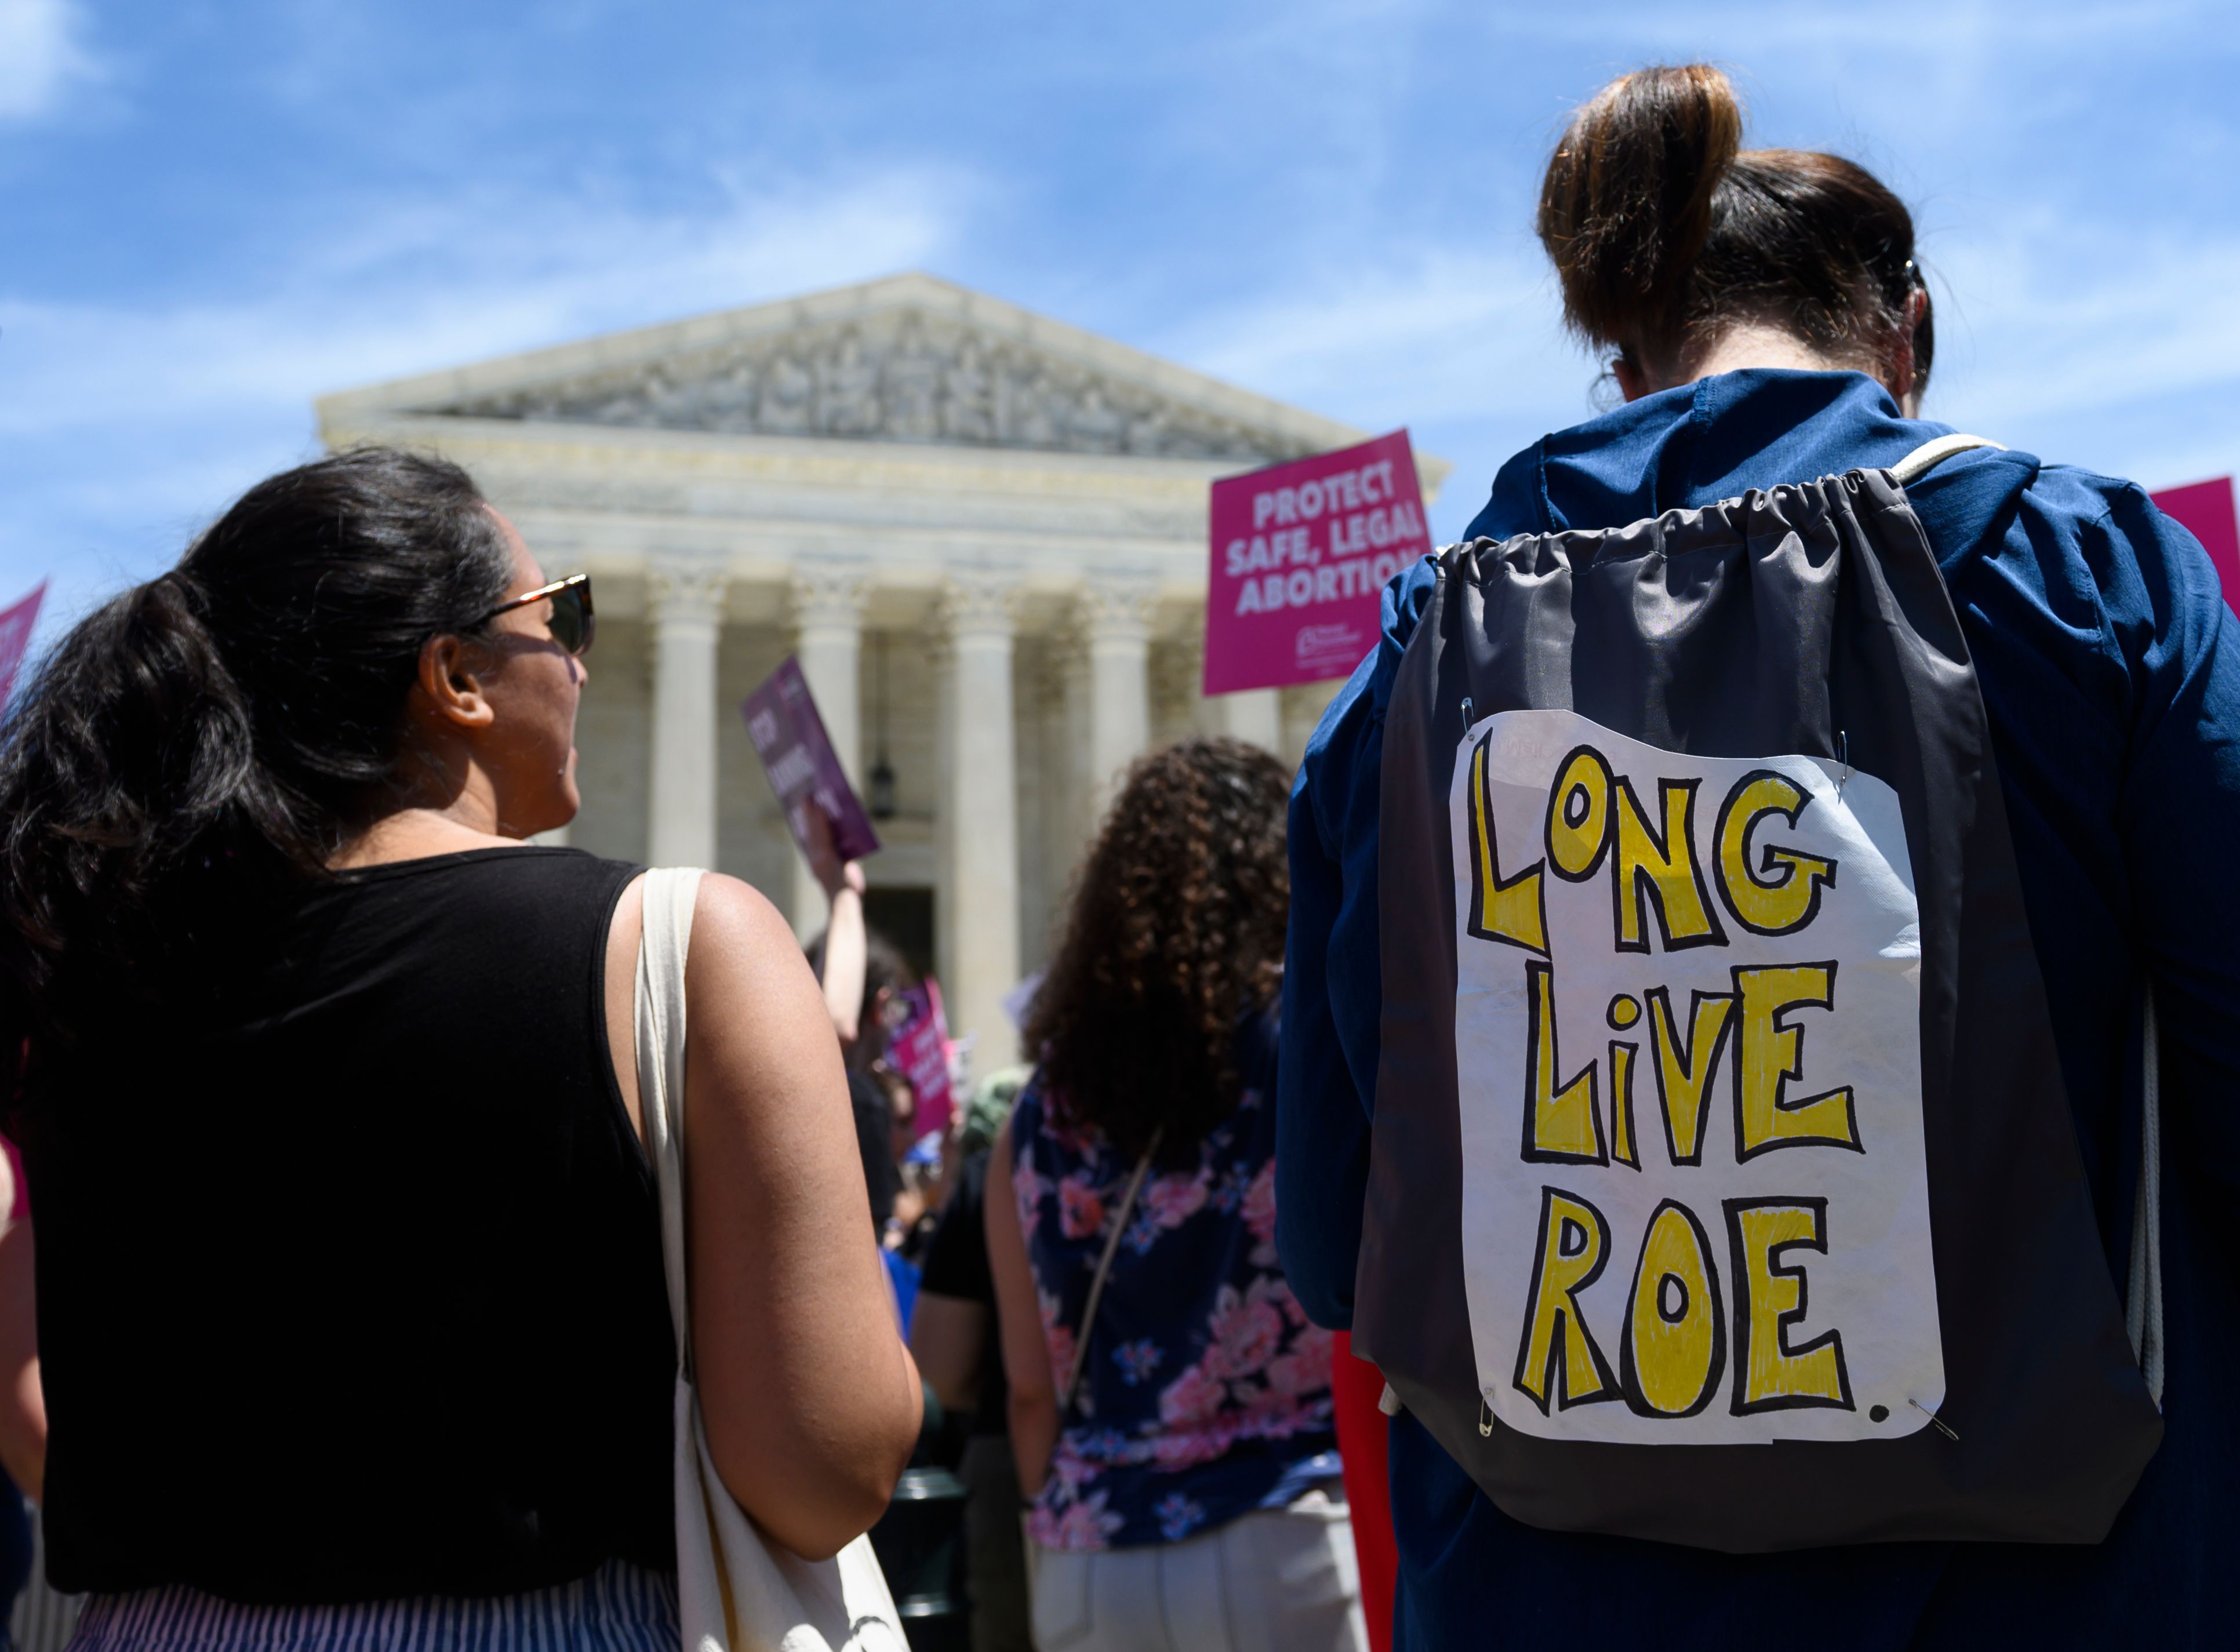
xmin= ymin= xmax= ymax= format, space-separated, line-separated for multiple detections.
xmin=0 ymin=584 xmax=45 ymax=707
xmin=1205 ymin=430 xmax=1431 ymax=694
xmin=741 ymin=655 xmax=881 ymax=864
xmin=888 ymin=979 xmax=955 ymax=1141
xmin=2151 ymin=478 xmax=2239 ymax=610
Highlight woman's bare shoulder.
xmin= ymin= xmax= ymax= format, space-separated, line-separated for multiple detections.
xmin=682 ymin=872 xmax=830 ymax=1043
xmin=688 ymin=872 xmax=798 ymax=961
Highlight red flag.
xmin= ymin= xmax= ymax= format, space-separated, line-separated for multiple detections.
xmin=1331 ymin=1329 xmax=1397 ymax=1652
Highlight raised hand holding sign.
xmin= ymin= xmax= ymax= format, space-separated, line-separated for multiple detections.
xmin=741 ymin=655 xmax=881 ymax=869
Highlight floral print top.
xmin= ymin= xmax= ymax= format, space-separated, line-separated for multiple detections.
xmin=1011 ymin=1010 xmax=1336 ymax=1551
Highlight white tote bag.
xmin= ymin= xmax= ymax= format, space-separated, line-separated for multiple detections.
xmin=634 ymin=867 xmax=908 ymax=1652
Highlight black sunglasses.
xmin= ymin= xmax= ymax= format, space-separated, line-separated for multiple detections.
xmin=475 ymin=573 xmax=595 ymax=657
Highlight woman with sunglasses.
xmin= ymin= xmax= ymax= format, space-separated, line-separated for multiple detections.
xmin=0 ymin=448 xmax=921 ymax=1647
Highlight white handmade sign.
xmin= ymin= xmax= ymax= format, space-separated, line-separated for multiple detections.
xmin=1450 ymin=709 xmax=1943 ymax=1444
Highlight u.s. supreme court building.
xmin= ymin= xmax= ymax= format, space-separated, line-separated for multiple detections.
xmin=318 ymin=274 xmax=1448 ymax=1069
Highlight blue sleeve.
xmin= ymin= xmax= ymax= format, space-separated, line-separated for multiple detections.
xmin=1925 ymin=459 xmax=2240 ymax=1206
xmin=2099 ymin=486 xmax=2240 ymax=1158
xmin=1276 ymin=559 xmax=1437 ymax=1330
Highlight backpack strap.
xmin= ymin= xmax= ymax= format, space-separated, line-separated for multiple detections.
xmin=1889 ymin=427 xmax=2165 ymax=1410
xmin=2126 ymin=988 xmax=2166 ymax=1408
xmin=1889 ymin=433 xmax=2006 ymax=485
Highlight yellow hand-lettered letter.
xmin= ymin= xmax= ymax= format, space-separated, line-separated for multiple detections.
xmin=1522 ymin=962 xmax=1605 ymax=1164
xmin=1724 ymin=1199 xmax=1853 ymax=1414
xmin=1466 ymin=736 xmax=1548 ymax=955
xmin=1612 ymin=776 xmax=1726 ymax=953
xmin=1645 ymin=987 xmax=1736 ymax=1166
xmin=1512 ymin=1187 xmax=1618 ymax=1414
xmin=1545 ymin=745 xmax=1614 ymax=882
xmin=1714 ymin=770 xmax=1838 ymax=936
xmin=1732 ymin=963 xmax=1861 ymax=1161
xmin=1621 ymin=1200 xmax=1725 ymax=1417
xmin=1608 ymin=1039 xmax=1640 ymax=1170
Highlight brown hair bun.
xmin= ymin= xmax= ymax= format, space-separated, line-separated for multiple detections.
xmin=1539 ymin=64 xmax=1931 ymax=394
xmin=1538 ymin=64 xmax=1743 ymax=350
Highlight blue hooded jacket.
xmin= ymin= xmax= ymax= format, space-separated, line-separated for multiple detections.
xmin=1278 ymin=369 xmax=2240 ymax=1649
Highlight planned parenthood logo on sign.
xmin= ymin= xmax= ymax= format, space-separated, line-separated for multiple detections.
xmin=1203 ymin=430 xmax=1431 ymax=695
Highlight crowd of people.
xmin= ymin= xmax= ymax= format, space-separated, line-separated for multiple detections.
xmin=0 ymin=56 xmax=2224 ymax=1652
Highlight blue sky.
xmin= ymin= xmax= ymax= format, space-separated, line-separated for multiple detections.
xmin=2 ymin=0 xmax=2235 ymax=636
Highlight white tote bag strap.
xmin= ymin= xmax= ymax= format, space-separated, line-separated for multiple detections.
xmin=635 ymin=865 xmax=704 ymax=1373
xmin=2126 ymin=985 xmax=2166 ymax=1409
xmin=635 ymin=865 xmax=906 ymax=1652
xmin=1888 ymin=433 xmax=2005 ymax=485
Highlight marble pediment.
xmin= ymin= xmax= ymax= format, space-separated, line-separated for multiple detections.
xmin=336 ymin=274 xmax=1352 ymax=467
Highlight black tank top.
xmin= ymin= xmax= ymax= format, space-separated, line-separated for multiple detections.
xmin=25 ymin=848 xmax=676 ymax=1600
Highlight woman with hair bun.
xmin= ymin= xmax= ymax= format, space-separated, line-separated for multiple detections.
xmin=1279 ymin=64 xmax=2240 ymax=1650
xmin=986 ymin=737 xmax=1365 ymax=1652
xmin=0 ymin=449 xmax=920 ymax=1647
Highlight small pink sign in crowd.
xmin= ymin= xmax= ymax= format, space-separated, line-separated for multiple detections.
xmin=1203 ymin=430 xmax=1431 ymax=695
xmin=2151 ymin=477 xmax=2239 ymax=608
xmin=888 ymin=980 xmax=955 ymax=1141
xmin=0 ymin=584 xmax=45 ymax=706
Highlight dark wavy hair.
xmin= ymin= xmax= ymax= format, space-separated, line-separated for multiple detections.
xmin=1023 ymin=737 xmax=1290 ymax=1164
xmin=0 ymin=447 xmax=515 ymax=1064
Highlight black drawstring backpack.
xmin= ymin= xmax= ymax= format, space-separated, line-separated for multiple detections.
xmin=1357 ymin=435 xmax=2165 ymax=1551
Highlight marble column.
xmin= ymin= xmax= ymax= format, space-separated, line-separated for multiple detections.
xmin=647 ymin=564 xmax=726 ymax=869
xmin=936 ymin=572 xmax=1023 ymax=1074
xmin=1078 ymin=577 xmax=1157 ymax=829
xmin=790 ymin=565 xmax=868 ymax=938
xmin=1056 ymin=631 xmax=1095 ymax=881
xmin=1177 ymin=616 xmax=1282 ymax=754
xmin=1210 ymin=687 xmax=1283 ymax=754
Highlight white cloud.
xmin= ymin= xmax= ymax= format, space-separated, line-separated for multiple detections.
xmin=0 ymin=163 xmax=975 ymax=432
xmin=0 ymin=159 xmax=979 ymax=627
xmin=1169 ymin=248 xmax=1577 ymax=425
xmin=1934 ymin=228 xmax=2240 ymax=413
xmin=0 ymin=0 xmax=97 ymax=121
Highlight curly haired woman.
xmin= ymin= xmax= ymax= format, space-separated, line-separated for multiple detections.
xmin=985 ymin=738 xmax=1366 ymax=1652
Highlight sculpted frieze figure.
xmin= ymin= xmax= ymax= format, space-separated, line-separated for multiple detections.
xmin=1002 ymin=367 xmax=1063 ymax=450
xmin=941 ymin=343 xmax=995 ymax=443
xmin=1068 ymin=387 xmax=1126 ymax=455
xmin=884 ymin=322 xmax=944 ymax=442
xmin=702 ymin=361 xmax=761 ymax=432
xmin=433 ymin=309 xmax=1308 ymax=464
xmin=758 ymin=355 xmax=813 ymax=434
xmin=817 ymin=333 xmax=881 ymax=436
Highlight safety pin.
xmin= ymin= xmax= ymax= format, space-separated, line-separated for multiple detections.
xmin=1835 ymin=731 xmax=1851 ymax=801
xmin=1461 ymin=696 xmax=1475 ymax=729
xmin=1479 ymin=1399 xmax=1494 ymax=1438
xmin=1908 ymin=1398 xmax=1959 ymax=1442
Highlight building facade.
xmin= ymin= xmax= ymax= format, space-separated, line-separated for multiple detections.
xmin=318 ymin=273 xmax=1448 ymax=1069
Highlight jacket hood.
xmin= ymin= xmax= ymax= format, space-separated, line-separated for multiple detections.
xmin=1463 ymin=369 xmax=2040 ymax=575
